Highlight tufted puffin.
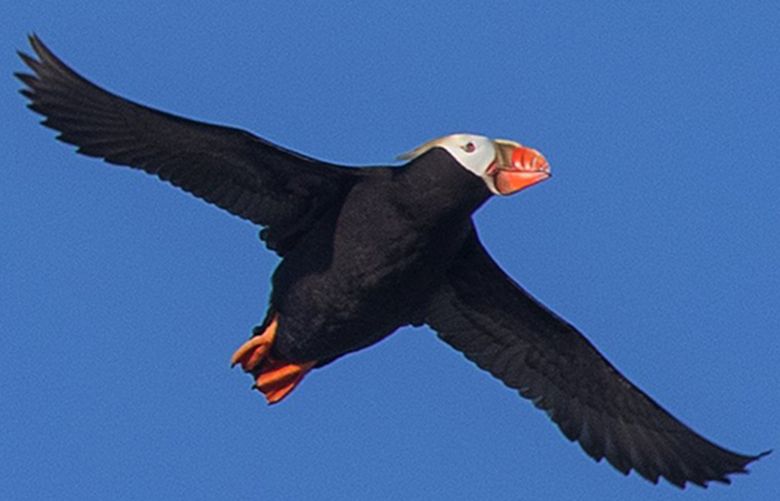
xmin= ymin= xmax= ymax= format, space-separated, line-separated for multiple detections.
xmin=16 ymin=35 xmax=767 ymax=488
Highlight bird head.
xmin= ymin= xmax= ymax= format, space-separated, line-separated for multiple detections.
xmin=398 ymin=133 xmax=550 ymax=195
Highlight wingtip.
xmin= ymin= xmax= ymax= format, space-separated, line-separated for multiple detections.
xmin=684 ymin=448 xmax=772 ymax=489
xmin=738 ymin=448 xmax=772 ymax=469
xmin=13 ymin=70 xmax=31 ymax=81
xmin=28 ymin=33 xmax=43 ymax=50
xmin=26 ymin=34 xmax=57 ymax=66
xmin=749 ymin=449 xmax=772 ymax=463
xmin=16 ymin=50 xmax=37 ymax=69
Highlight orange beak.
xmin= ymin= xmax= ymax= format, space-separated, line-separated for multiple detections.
xmin=489 ymin=141 xmax=551 ymax=195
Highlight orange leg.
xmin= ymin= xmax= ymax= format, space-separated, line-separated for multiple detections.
xmin=231 ymin=318 xmax=278 ymax=371
xmin=231 ymin=314 xmax=316 ymax=404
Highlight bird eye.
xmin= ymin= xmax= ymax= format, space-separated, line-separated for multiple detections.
xmin=462 ymin=142 xmax=476 ymax=153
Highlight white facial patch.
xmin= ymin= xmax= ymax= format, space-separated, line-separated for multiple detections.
xmin=398 ymin=133 xmax=499 ymax=193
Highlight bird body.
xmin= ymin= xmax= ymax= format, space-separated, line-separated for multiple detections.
xmin=16 ymin=35 xmax=767 ymax=488
xmin=271 ymin=149 xmax=488 ymax=362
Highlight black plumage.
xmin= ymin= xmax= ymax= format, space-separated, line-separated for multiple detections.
xmin=16 ymin=35 xmax=767 ymax=488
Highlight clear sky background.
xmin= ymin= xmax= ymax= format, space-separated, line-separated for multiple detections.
xmin=1 ymin=2 xmax=777 ymax=500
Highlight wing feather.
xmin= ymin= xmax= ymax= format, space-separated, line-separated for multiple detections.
xmin=17 ymin=35 xmax=358 ymax=255
xmin=425 ymin=229 xmax=768 ymax=487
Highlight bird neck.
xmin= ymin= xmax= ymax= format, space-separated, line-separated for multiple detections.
xmin=393 ymin=149 xmax=492 ymax=227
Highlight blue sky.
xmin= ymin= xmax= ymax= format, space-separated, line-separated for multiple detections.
xmin=2 ymin=2 xmax=778 ymax=500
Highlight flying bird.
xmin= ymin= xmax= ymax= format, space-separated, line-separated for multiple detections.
xmin=16 ymin=35 xmax=768 ymax=489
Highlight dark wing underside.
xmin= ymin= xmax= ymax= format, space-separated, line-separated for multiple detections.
xmin=16 ymin=35 xmax=359 ymax=255
xmin=425 ymin=229 xmax=767 ymax=488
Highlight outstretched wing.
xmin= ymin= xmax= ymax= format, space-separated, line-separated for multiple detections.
xmin=425 ymin=228 xmax=767 ymax=488
xmin=16 ymin=35 xmax=359 ymax=255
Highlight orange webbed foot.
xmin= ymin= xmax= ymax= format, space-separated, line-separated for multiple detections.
xmin=255 ymin=359 xmax=316 ymax=404
xmin=231 ymin=314 xmax=316 ymax=404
